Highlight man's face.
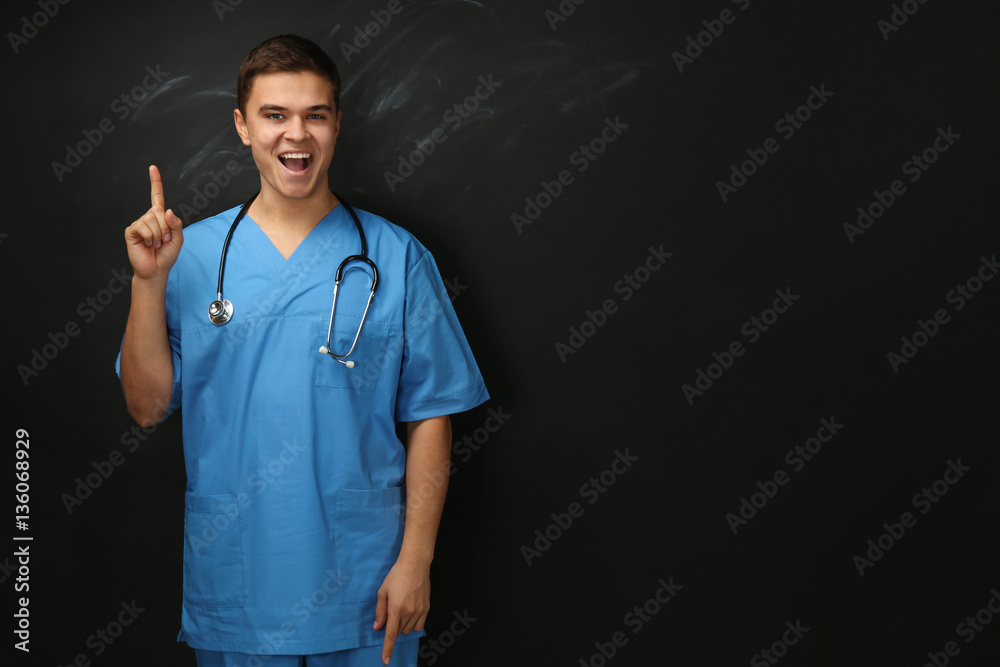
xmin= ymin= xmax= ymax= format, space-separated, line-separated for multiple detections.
xmin=234 ymin=70 xmax=341 ymax=203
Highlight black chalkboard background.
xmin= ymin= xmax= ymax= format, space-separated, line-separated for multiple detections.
xmin=3 ymin=0 xmax=998 ymax=665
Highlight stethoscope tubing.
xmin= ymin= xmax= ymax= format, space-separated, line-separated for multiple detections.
xmin=208 ymin=191 xmax=379 ymax=366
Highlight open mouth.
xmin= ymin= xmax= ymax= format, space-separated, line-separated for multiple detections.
xmin=278 ymin=152 xmax=313 ymax=173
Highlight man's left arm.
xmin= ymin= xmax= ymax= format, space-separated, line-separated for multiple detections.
xmin=374 ymin=414 xmax=452 ymax=665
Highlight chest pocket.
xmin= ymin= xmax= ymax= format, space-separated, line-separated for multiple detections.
xmin=313 ymin=315 xmax=397 ymax=392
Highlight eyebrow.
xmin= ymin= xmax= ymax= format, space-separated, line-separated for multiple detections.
xmin=258 ymin=104 xmax=334 ymax=113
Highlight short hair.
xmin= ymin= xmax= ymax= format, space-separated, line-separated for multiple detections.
xmin=237 ymin=34 xmax=340 ymax=115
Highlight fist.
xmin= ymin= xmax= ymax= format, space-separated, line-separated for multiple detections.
xmin=124 ymin=165 xmax=184 ymax=281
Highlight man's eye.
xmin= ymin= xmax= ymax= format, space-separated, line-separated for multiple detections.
xmin=267 ymin=113 xmax=284 ymax=120
xmin=309 ymin=114 xmax=326 ymax=120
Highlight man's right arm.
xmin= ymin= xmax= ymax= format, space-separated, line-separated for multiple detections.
xmin=119 ymin=165 xmax=185 ymax=426
xmin=120 ymin=276 xmax=174 ymax=426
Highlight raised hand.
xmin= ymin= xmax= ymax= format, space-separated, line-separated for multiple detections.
xmin=124 ymin=165 xmax=185 ymax=281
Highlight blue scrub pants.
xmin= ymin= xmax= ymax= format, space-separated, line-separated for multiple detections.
xmin=195 ymin=638 xmax=419 ymax=667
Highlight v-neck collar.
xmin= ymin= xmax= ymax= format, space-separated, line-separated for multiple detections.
xmin=219 ymin=202 xmax=355 ymax=324
xmin=240 ymin=203 xmax=351 ymax=276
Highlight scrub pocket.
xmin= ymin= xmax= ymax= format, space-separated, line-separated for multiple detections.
xmin=182 ymin=492 xmax=245 ymax=608
xmin=313 ymin=316 xmax=396 ymax=392
xmin=333 ymin=486 xmax=407 ymax=604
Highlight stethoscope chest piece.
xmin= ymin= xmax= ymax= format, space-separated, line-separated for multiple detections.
xmin=209 ymin=298 xmax=234 ymax=325
xmin=207 ymin=191 xmax=258 ymax=327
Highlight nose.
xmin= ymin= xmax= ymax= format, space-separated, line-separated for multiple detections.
xmin=285 ymin=115 xmax=308 ymax=142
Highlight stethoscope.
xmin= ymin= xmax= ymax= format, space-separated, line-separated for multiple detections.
xmin=208 ymin=191 xmax=379 ymax=368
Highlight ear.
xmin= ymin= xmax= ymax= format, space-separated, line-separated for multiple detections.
xmin=332 ymin=109 xmax=342 ymax=144
xmin=234 ymin=108 xmax=251 ymax=146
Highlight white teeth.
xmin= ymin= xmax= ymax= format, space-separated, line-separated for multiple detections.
xmin=279 ymin=152 xmax=311 ymax=159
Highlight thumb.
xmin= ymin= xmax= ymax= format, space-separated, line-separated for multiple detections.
xmin=373 ymin=588 xmax=388 ymax=630
xmin=165 ymin=209 xmax=185 ymax=240
xmin=165 ymin=208 xmax=184 ymax=229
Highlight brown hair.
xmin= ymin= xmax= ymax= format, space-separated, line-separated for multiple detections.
xmin=237 ymin=34 xmax=340 ymax=115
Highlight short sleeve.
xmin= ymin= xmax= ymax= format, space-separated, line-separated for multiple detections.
xmin=394 ymin=250 xmax=489 ymax=422
xmin=114 ymin=272 xmax=182 ymax=422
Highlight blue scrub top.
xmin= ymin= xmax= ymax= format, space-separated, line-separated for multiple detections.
xmin=116 ymin=201 xmax=489 ymax=654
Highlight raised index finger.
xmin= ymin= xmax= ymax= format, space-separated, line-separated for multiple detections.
xmin=149 ymin=164 xmax=165 ymax=210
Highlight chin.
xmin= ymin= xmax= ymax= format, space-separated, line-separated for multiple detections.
xmin=273 ymin=179 xmax=319 ymax=199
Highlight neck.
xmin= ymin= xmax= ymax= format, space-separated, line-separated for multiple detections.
xmin=250 ymin=185 xmax=339 ymax=232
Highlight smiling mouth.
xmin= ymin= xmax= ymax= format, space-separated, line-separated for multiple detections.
xmin=278 ymin=152 xmax=313 ymax=172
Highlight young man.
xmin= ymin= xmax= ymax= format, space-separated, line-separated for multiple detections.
xmin=117 ymin=34 xmax=489 ymax=667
